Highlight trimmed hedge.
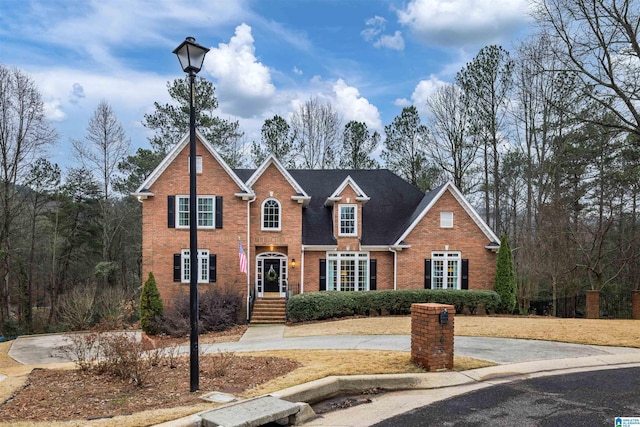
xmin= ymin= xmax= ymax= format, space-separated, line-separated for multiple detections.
xmin=286 ymin=289 xmax=501 ymax=322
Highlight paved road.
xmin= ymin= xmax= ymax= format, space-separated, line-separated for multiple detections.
xmin=374 ymin=367 xmax=640 ymax=426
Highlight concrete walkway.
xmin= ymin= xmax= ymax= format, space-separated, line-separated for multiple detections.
xmin=7 ymin=325 xmax=640 ymax=367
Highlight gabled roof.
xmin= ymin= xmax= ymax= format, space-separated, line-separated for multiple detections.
xmin=132 ymin=130 xmax=252 ymax=198
xmin=245 ymin=155 xmax=310 ymax=205
xmin=288 ymin=169 xmax=425 ymax=246
xmin=394 ymin=181 xmax=500 ymax=246
xmin=324 ymin=175 xmax=370 ymax=206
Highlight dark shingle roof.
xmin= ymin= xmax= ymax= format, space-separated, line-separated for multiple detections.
xmin=233 ymin=168 xmax=426 ymax=246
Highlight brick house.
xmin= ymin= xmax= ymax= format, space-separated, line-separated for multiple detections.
xmin=133 ymin=131 xmax=500 ymax=322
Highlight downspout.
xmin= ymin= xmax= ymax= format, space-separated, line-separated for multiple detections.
xmin=300 ymin=249 xmax=305 ymax=294
xmin=388 ymin=247 xmax=398 ymax=290
xmin=246 ymin=195 xmax=256 ymax=323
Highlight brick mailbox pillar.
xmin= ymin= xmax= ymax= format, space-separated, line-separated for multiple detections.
xmin=586 ymin=290 xmax=600 ymax=319
xmin=410 ymin=303 xmax=455 ymax=371
xmin=632 ymin=291 xmax=640 ymax=320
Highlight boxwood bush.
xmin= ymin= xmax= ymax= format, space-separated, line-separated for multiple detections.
xmin=286 ymin=289 xmax=501 ymax=322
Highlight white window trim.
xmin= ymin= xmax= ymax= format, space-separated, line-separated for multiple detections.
xmin=261 ymin=198 xmax=281 ymax=231
xmin=326 ymin=252 xmax=369 ymax=291
xmin=440 ymin=211 xmax=454 ymax=228
xmin=338 ymin=204 xmax=358 ymax=236
xmin=181 ymin=249 xmax=209 ymax=283
xmin=176 ymin=195 xmax=216 ymax=229
xmin=431 ymin=251 xmax=461 ymax=290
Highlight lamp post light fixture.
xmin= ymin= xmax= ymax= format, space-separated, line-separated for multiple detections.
xmin=173 ymin=36 xmax=209 ymax=393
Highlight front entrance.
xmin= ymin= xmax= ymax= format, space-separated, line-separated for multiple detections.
xmin=263 ymin=259 xmax=280 ymax=293
xmin=256 ymin=252 xmax=288 ymax=298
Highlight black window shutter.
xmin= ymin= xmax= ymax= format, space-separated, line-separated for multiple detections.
xmin=215 ymin=196 xmax=223 ymax=228
xmin=369 ymin=259 xmax=377 ymax=291
xmin=319 ymin=259 xmax=326 ymax=291
xmin=424 ymin=259 xmax=432 ymax=289
xmin=173 ymin=253 xmax=181 ymax=282
xmin=168 ymin=196 xmax=175 ymax=228
xmin=461 ymin=259 xmax=469 ymax=290
xmin=209 ymin=254 xmax=217 ymax=282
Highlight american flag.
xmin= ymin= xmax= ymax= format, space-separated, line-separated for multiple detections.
xmin=239 ymin=241 xmax=248 ymax=274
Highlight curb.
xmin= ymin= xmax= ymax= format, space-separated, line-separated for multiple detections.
xmin=154 ymin=354 xmax=640 ymax=426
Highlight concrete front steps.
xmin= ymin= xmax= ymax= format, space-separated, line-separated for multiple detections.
xmin=251 ymin=297 xmax=286 ymax=324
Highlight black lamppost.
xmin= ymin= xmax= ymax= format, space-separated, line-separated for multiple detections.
xmin=173 ymin=36 xmax=209 ymax=393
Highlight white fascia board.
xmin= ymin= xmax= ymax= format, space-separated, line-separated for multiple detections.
xmin=247 ymin=154 xmax=309 ymax=197
xmin=302 ymin=245 xmax=338 ymax=252
xmin=360 ymin=245 xmax=395 ymax=252
xmin=394 ymin=181 xmax=499 ymax=245
xmin=329 ymin=175 xmax=370 ymax=201
xmin=235 ymin=192 xmax=256 ymax=200
xmin=133 ymin=130 xmax=252 ymax=196
xmin=292 ymin=195 xmax=311 ymax=206
xmin=324 ymin=196 xmax=342 ymax=207
xmin=131 ymin=191 xmax=154 ymax=201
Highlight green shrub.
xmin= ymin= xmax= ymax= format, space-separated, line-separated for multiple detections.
xmin=1 ymin=318 xmax=22 ymax=340
xmin=494 ymin=235 xmax=517 ymax=314
xmin=139 ymin=272 xmax=163 ymax=335
xmin=286 ymin=289 xmax=501 ymax=322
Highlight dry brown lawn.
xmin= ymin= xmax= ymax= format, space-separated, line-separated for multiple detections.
xmin=1 ymin=315 xmax=638 ymax=426
xmin=284 ymin=316 xmax=640 ymax=348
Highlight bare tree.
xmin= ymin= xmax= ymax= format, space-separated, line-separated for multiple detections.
xmin=339 ymin=121 xmax=380 ymax=169
xmin=382 ymin=106 xmax=442 ymax=191
xmin=251 ymin=115 xmax=296 ymax=167
xmin=72 ymin=100 xmax=130 ymax=264
xmin=425 ymin=83 xmax=479 ymax=192
xmin=24 ymin=159 xmax=60 ymax=332
xmin=290 ymin=97 xmax=342 ymax=169
xmin=533 ymin=0 xmax=640 ymax=139
xmin=456 ymin=45 xmax=514 ymax=234
xmin=0 ymin=64 xmax=56 ymax=325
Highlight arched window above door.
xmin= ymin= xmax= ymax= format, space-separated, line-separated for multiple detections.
xmin=262 ymin=198 xmax=281 ymax=231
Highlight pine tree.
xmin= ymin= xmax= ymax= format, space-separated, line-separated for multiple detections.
xmin=494 ymin=235 xmax=516 ymax=313
xmin=139 ymin=272 xmax=163 ymax=335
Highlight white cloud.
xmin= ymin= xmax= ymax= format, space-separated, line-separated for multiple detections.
xmin=397 ymin=0 xmax=530 ymax=47
xmin=411 ymin=75 xmax=447 ymax=108
xmin=393 ymin=75 xmax=447 ymax=113
xmin=332 ymin=79 xmax=382 ymax=131
xmin=204 ymin=23 xmax=276 ymax=117
xmin=362 ymin=16 xmax=405 ymax=51
xmin=394 ymin=98 xmax=411 ymax=107
xmin=361 ymin=16 xmax=386 ymax=41
xmin=374 ymin=31 xmax=405 ymax=51
xmin=293 ymin=66 xmax=303 ymax=76
xmin=43 ymin=98 xmax=66 ymax=122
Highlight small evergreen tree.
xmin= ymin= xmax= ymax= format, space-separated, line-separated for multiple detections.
xmin=494 ymin=235 xmax=516 ymax=313
xmin=140 ymin=272 xmax=163 ymax=335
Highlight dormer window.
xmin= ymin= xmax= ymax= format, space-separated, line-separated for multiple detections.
xmin=262 ymin=198 xmax=281 ymax=230
xmin=339 ymin=204 xmax=357 ymax=236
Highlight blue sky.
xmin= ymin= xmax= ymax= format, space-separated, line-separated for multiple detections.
xmin=0 ymin=0 xmax=533 ymax=169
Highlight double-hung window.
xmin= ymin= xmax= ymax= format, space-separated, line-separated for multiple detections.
xmin=431 ymin=252 xmax=461 ymax=289
xmin=262 ymin=198 xmax=281 ymax=230
xmin=339 ymin=205 xmax=357 ymax=236
xmin=326 ymin=252 xmax=369 ymax=291
xmin=181 ymin=249 xmax=210 ymax=283
xmin=176 ymin=195 xmax=215 ymax=228
xmin=440 ymin=211 xmax=453 ymax=228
